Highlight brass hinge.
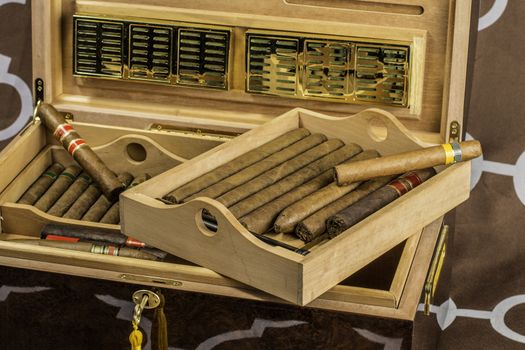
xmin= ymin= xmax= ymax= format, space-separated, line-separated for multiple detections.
xmin=449 ymin=121 xmax=461 ymax=143
xmin=34 ymin=78 xmax=44 ymax=105
xmin=424 ymin=224 xmax=448 ymax=315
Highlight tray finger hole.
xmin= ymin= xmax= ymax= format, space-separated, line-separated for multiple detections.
xmin=195 ymin=208 xmax=218 ymax=236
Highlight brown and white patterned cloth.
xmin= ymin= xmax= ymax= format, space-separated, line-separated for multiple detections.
xmin=0 ymin=1 xmax=524 ymax=349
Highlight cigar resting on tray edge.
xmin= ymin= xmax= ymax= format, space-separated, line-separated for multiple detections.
xmin=295 ymin=176 xmax=396 ymax=243
xmin=334 ymin=140 xmax=482 ymax=185
xmin=228 ymin=142 xmax=362 ymax=218
xmin=163 ymin=128 xmax=311 ymax=204
xmin=239 ymin=149 xmax=378 ymax=234
xmin=35 ymin=102 xmax=125 ymax=201
xmin=34 ymin=165 xmax=82 ymax=212
xmin=18 ymin=163 xmax=65 ymax=205
xmin=327 ymin=168 xmax=437 ymax=238
xmin=185 ymin=133 xmax=327 ymax=202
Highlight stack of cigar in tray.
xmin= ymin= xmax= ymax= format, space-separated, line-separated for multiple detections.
xmin=162 ymin=127 xmax=481 ymax=251
xmin=17 ymin=164 xmax=150 ymax=225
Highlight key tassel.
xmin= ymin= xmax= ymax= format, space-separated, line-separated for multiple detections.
xmin=152 ymin=292 xmax=168 ymax=350
xmin=129 ymin=323 xmax=143 ymax=350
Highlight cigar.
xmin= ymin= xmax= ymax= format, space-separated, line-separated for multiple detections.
xmin=273 ymin=150 xmax=380 ymax=234
xmin=18 ymin=163 xmax=65 ymax=205
xmin=229 ymin=143 xmax=362 ymax=218
xmin=35 ymin=102 xmax=125 ymax=201
xmin=217 ymin=139 xmax=347 ymax=208
xmin=163 ymin=128 xmax=311 ymax=203
xmin=185 ymin=134 xmax=327 ymax=201
xmin=11 ymin=239 xmax=159 ymax=261
xmin=99 ymin=202 xmax=119 ymax=224
xmin=41 ymin=224 xmax=154 ymax=249
xmin=239 ymin=150 xmax=378 ymax=234
xmin=33 ymin=166 xmax=82 ymax=212
xmin=334 ymin=140 xmax=481 ymax=185
xmin=129 ymin=173 xmax=151 ymax=187
xmin=47 ymin=172 xmax=92 ymax=216
xmin=327 ymin=168 xmax=436 ymax=238
xmin=81 ymin=172 xmax=133 ymax=222
xmin=63 ymin=183 xmax=101 ymax=220
xmin=295 ymin=176 xmax=395 ymax=242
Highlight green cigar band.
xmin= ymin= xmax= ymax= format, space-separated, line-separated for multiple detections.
xmin=79 ymin=175 xmax=92 ymax=183
xmin=59 ymin=172 xmax=77 ymax=181
xmin=43 ymin=171 xmax=59 ymax=179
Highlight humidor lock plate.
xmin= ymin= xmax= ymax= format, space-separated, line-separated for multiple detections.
xmin=424 ymin=224 xmax=448 ymax=315
xmin=132 ymin=289 xmax=161 ymax=309
xmin=120 ymin=273 xmax=183 ymax=287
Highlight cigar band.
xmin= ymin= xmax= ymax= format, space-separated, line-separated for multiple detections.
xmin=388 ymin=172 xmax=423 ymax=196
xmin=43 ymin=171 xmax=59 ymax=179
xmin=53 ymin=123 xmax=75 ymax=142
xmin=451 ymin=142 xmax=462 ymax=162
xmin=59 ymin=172 xmax=77 ymax=181
xmin=79 ymin=174 xmax=92 ymax=183
xmin=91 ymin=244 xmax=120 ymax=256
xmin=442 ymin=143 xmax=455 ymax=165
xmin=67 ymin=138 xmax=87 ymax=156
xmin=125 ymin=237 xmax=145 ymax=248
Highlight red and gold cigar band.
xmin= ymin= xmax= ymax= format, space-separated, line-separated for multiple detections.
xmin=125 ymin=237 xmax=146 ymax=248
xmin=388 ymin=172 xmax=423 ymax=196
xmin=67 ymin=138 xmax=87 ymax=156
xmin=53 ymin=123 xmax=75 ymax=142
xmin=45 ymin=235 xmax=79 ymax=243
xmin=91 ymin=244 xmax=120 ymax=256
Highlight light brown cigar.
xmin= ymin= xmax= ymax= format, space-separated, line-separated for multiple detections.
xmin=34 ymin=166 xmax=82 ymax=212
xmin=36 ymin=103 xmax=125 ymax=201
xmin=335 ymin=140 xmax=481 ymax=185
xmin=295 ymin=176 xmax=395 ymax=242
xmin=82 ymin=173 xmax=133 ymax=222
xmin=185 ymin=134 xmax=327 ymax=201
xmin=63 ymin=184 xmax=101 ymax=219
xmin=100 ymin=202 xmax=119 ymax=224
xmin=18 ymin=163 xmax=65 ymax=205
xmin=239 ymin=150 xmax=377 ymax=234
xmin=10 ymin=239 xmax=158 ymax=261
xmin=327 ymin=168 xmax=436 ymax=238
xmin=229 ymin=143 xmax=362 ymax=218
xmin=217 ymin=139 xmax=346 ymax=208
xmin=47 ymin=172 xmax=92 ymax=216
xmin=163 ymin=128 xmax=310 ymax=203
xmin=274 ymin=150 xmax=380 ymax=233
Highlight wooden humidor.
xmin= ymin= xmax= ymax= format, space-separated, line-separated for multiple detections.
xmin=0 ymin=0 xmax=476 ymax=329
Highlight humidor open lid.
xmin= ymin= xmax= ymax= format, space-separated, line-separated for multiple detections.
xmin=33 ymin=0 xmax=476 ymax=144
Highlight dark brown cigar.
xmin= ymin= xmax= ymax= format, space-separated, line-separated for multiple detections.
xmin=185 ymin=134 xmax=327 ymax=201
xmin=273 ymin=150 xmax=380 ymax=233
xmin=34 ymin=166 xmax=82 ymax=212
xmin=218 ymin=139 xmax=347 ymax=208
xmin=129 ymin=174 xmax=152 ymax=188
xmin=334 ymin=141 xmax=482 ymax=185
xmin=239 ymin=150 xmax=377 ymax=234
xmin=82 ymin=173 xmax=133 ymax=222
xmin=229 ymin=143 xmax=362 ymax=218
xmin=163 ymin=128 xmax=310 ymax=203
xmin=18 ymin=163 xmax=64 ymax=205
xmin=10 ymin=239 xmax=159 ymax=261
xmin=47 ymin=172 xmax=92 ymax=216
xmin=63 ymin=184 xmax=101 ymax=220
xmin=295 ymin=176 xmax=395 ymax=242
xmin=36 ymin=103 xmax=124 ymax=201
xmin=99 ymin=174 xmax=149 ymax=224
xmin=326 ymin=168 xmax=436 ymax=238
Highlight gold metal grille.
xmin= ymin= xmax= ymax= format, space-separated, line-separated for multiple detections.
xmin=177 ymin=29 xmax=229 ymax=89
xmin=246 ymin=31 xmax=410 ymax=107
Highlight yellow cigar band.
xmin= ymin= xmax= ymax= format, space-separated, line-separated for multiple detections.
xmin=442 ymin=143 xmax=455 ymax=165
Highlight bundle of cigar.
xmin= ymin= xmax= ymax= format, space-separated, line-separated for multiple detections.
xmin=17 ymin=162 xmax=151 ymax=225
xmin=162 ymin=128 xmax=482 ymax=252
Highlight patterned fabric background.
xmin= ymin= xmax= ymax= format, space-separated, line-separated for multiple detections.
xmin=0 ymin=0 xmax=523 ymax=349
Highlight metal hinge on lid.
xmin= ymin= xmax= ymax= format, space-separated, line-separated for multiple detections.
xmin=449 ymin=121 xmax=461 ymax=143
xmin=424 ymin=224 xmax=448 ymax=315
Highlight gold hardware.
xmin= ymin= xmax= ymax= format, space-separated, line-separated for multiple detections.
xmin=63 ymin=113 xmax=74 ymax=122
xmin=424 ymin=224 xmax=448 ymax=315
xmin=149 ymin=123 xmax=238 ymax=140
xmin=34 ymin=78 xmax=44 ymax=105
xmin=449 ymin=121 xmax=461 ymax=143
xmin=246 ymin=30 xmax=410 ymax=107
xmin=120 ymin=273 xmax=183 ymax=287
xmin=73 ymin=15 xmax=231 ymax=90
xmin=132 ymin=289 xmax=162 ymax=310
